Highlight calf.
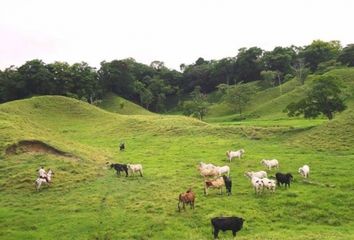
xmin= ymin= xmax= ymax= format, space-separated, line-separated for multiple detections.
xmin=275 ymin=172 xmax=293 ymax=188
xmin=110 ymin=163 xmax=129 ymax=177
xmin=211 ymin=216 xmax=244 ymax=239
xmin=178 ymin=188 xmax=195 ymax=212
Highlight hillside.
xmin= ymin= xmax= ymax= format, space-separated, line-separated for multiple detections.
xmin=97 ymin=93 xmax=154 ymax=115
xmin=206 ymin=67 xmax=354 ymax=122
xmin=1 ymin=96 xmax=354 ymax=239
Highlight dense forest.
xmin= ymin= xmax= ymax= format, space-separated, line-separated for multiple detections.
xmin=1 ymin=40 xmax=353 ymax=112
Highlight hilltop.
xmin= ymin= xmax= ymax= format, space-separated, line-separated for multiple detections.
xmin=97 ymin=93 xmax=154 ymax=115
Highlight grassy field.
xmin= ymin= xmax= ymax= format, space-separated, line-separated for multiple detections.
xmin=1 ymin=89 xmax=354 ymax=239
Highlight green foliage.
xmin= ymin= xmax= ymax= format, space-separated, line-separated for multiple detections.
xmin=0 ymin=39 xmax=352 ymax=114
xmin=285 ymin=76 xmax=346 ymax=120
xmin=262 ymin=46 xmax=297 ymax=80
xmin=260 ymin=70 xmax=277 ymax=87
xmin=182 ymin=86 xmax=209 ymax=120
xmin=291 ymin=58 xmax=310 ymax=85
xmin=224 ymin=83 xmax=256 ymax=114
xmin=300 ymin=40 xmax=342 ymax=71
xmin=337 ymin=44 xmax=354 ymax=67
xmin=234 ymin=47 xmax=264 ymax=82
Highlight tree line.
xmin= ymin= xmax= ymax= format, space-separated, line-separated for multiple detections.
xmin=1 ymin=40 xmax=353 ymax=112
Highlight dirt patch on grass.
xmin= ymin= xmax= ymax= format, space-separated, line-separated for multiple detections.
xmin=5 ymin=140 xmax=77 ymax=159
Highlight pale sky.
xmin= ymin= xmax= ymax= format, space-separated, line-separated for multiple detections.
xmin=1 ymin=0 xmax=354 ymax=71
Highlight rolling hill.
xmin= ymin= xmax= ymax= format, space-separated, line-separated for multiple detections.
xmin=97 ymin=93 xmax=154 ymax=115
xmin=206 ymin=67 xmax=354 ymax=122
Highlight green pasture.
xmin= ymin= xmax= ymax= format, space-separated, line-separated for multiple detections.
xmin=0 ymin=95 xmax=354 ymax=239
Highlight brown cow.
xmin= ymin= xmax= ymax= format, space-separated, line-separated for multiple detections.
xmin=178 ymin=188 xmax=195 ymax=212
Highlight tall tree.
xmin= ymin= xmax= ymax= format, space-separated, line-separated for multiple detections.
xmin=224 ymin=83 xmax=255 ymax=114
xmin=291 ymin=58 xmax=309 ymax=85
xmin=234 ymin=47 xmax=264 ymax=82
xmin=0 ymin=66 xmax=28 ymax=102
xmin=337 ymin=44 xmax=354 ymax=67
xmin=300 ymin=40 xmax=342 ymax=71
xmin=70 ymin=62 xmax=101 ymax=103
xmin=285 ymin=76 xmax=346 ymax=120
xmin=182 ymin=86 xmax=208 ymax=120
xmin=98 ymin=60 xmax=135 ymax=98
xmin=17 ymin=59 xmax=54 ymax=95
xmin=262 ymin=46 xmax=296 ymax=78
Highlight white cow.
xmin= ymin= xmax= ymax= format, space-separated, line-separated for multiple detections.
xmin=251 ymin=176 xmax=264 ymax=195
xmin=199 ymin=162 xmax=216 ymax=170
xmin=298 ymin=165 xmax=310 ymax=178
xmin=260 ymin=159 xmax=279 ymax=170
xmin=127 ymin=164 xmax=143 ymax=177
xmin=261 ymin=178 xmax=276 ymax=193
xmin=226 ymin=149 xmax=245 ymax=162
xmin=199 ymin=167 xmax=219 ymax=178
xmin=35 ymin=169 xmax=54 ymax=191
xmin=215 ymin=166 xmax=230 ymax=177
xmin=244 ymin=171 xmax=268 ymax=179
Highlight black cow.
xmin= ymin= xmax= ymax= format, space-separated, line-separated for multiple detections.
xmin=275 ymin=172 xmax=293 ymax=188
xmin=211 ymin=216 xmax=244 ymax=239
xmin=110 ymin=163 xmax=129 ymax=177
xmin=119 ymin=143 xmax=125 ymax=151
xmin=222 ymin=175 xmax=232 ymax=195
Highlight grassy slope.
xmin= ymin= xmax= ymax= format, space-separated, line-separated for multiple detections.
xmin=97 ymin=93 xmax=154 ymax=115
xmin=206 ymin=67 xmax=354 ymax=122
xmin=0 ymin=96 xmax=354 ymax=239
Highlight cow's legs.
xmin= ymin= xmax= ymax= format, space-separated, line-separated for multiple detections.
xmin=213 ymin=228 xmax=219 ymax=239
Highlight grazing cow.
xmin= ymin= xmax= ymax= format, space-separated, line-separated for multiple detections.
xmin=204 ymin=176 xmax=232 ymax=195
xmin=35 ymin=169 xmax=54 ymax=191
xmin=211 ymin=216 xmax=244 ymax=239
xmin=261 ymin=178 xmax=276 ymax=193
xmin=199 ymin=166 xmax=219 ymax=178
xmin=119 ymin=143 xmax=125 ymax=151
xmin=260 ymin=159 xmax=279 ymax=170
xmin=127 ymin=164 xmax=143 ymax=177
xmin=199 ymin=162 xmax=216 ymax=170
xmin=177 ymin=188 xmax=195 ymax=212
xmin=226 ymin=149 xmax=245 ymax=162
xmin=298 ymin=165 xmax=310 ymax=178
xmin=204 ymin=177 xmax=224 ymax=195
xmin=199 ymin=163 xmax=230 ymax=177
xmin=244 ymin=171 xmax=267 ymax=179
xmin=109 ymin=163 xmax=129 ymax=177
xmin=251 ymin=176 xmax=264 ymax=194
xmin=275 ymin=172 xmax=293 ymax=188
xmin=215 ymin=166 xmax=230 ymax=177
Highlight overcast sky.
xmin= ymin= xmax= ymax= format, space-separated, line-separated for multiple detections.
xmin=1 ymin=0 xmax=354 ymax=70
